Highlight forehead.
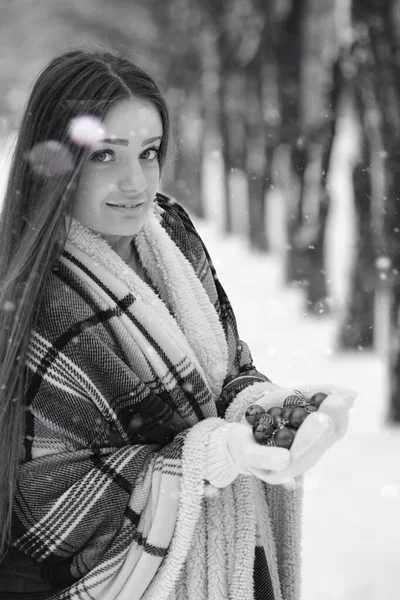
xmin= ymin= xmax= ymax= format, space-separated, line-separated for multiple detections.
xmin=102 ymin=98 xmax=163 ymax=141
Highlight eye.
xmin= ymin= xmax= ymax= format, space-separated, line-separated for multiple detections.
xmin=90 ymin=149 xmax=115 ymax=163
xmin=140 ymin=147 xmax=159 ymax=161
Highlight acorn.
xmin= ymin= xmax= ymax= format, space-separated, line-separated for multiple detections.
xmin=288 ymin=407 xmax=309 ymax=429
xmin=245 ymin=404 xmax=265 ymax=426
xmin=274 ymin=427 xmax=296 ymax=449
xmin=310 ymin=392 xmax=328 ymax=409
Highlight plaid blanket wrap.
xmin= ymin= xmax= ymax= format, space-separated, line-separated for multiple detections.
xmin=11 ymin=194 xmax=303 ymax=599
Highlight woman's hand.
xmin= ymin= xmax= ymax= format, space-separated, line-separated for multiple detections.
xmin=246 ymin=383 xmax=357 ymax=484
xmin=205 ymin=384 xmax=357 ymax=488
xmin=205 ymin=421 xmax=292 ymax=488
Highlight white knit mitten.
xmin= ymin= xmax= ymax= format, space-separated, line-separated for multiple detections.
xmin=249 ymin=384 xmax=358 ymax=484
xmin=204 ymin=422 xmax=291 ymax=488
xmin=207 ymin=383 xmax=358 ymax=488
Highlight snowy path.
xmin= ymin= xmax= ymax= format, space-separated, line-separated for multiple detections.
xmin=197 ymin=104 xmax=400 ymax=598
xmin=197 ymin=107 xmax=399 ymax=599
xmin=195 ymin=218 xmax=399 ymax=600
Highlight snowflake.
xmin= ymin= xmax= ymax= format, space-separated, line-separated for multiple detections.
xmin=27 ymin=141 xmax=74 ymax=177
xmin=375 ymin=256 xmax=391 ymax=271
xmin=3 ymin=301 xmax=16 ymax=312
xmin=129 ymin=415 xmax=144 ymax=430
xmin=68 ymin=116 xmax=105 ymax=146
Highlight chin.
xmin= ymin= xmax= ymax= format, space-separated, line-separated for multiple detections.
xmin=104 ymin=221 xmax=145 ymax=236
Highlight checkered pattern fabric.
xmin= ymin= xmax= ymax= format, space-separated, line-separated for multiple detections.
xmin=6 ymin=194 xmax=302 ymax=599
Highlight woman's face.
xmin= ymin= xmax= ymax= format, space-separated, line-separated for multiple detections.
xmin=72 ymin=97 xmax=163 ymax=236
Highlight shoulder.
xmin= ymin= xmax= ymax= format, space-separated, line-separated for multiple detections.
xmin=29 ymin=263 xmax=126 ymax=387
xmin=155 ymin=193 xmax=198 ymax=235
xmin=34 ymin=261 xmax=104 ymax=342
xmin=154 ymin=193 xmax=209 ymax=266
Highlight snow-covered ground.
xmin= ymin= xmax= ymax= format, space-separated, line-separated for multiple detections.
xmin=200 ymin=110 xmax=400 ymax=600
xmin=1 ymin=108 xmax=399 ymax=600
xmin=195 ymin=218 xmax=398 ymax=600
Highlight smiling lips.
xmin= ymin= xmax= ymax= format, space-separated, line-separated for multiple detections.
xmin=106 ymin=202 xmax=144 ymax=209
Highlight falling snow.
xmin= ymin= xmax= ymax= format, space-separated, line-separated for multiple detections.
xmin=0 ymin=99 xmax=398 ymax=600
xmin=128 ymin=415 xmax=144 ymax=430
xmin=27 ymin=140 xmax=74 ymax=177
xmin=3 ymin=300 xmax=16 ymax=312
xmin=375 ymin=255 xmax=391 ymax=271
xmin=68 ymin=115 xmax=106 ymax=146
xmin=199 ymin=114 xmax=400 ymax=600
xmin=196 ymin=212 xmax=400 ymax=599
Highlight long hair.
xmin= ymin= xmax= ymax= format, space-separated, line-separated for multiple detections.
xmin=0 ymin=46 xmax=170 ymax=557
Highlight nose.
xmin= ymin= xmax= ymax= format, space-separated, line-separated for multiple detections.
xmin=118 ymin=160 xmax=147 ymax=195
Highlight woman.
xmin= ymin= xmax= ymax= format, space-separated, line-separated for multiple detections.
xmin=0 ymin=47 xmax=356 ymax=599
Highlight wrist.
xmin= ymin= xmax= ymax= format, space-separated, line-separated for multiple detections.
xmin=205 ymin=423 xmax=240 ymax=488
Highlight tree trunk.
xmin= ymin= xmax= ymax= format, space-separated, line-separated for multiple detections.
xmin=276 ymin=0 xmax=307 ymax=283
xmin=303 ymin=54 xmax=342 ymax=315
xmin=217 ymin=74 xmax=233 ymax=233
xmin=373 ymin=5 xmax=400 ymax=422
xmin=350 ymin=0 xmax=400 ymax=421
xmin=216 ymin=27 xmax=247 ymax=234
xmin=388 ymin=280 xmax=400 ymax=422
xmin=159 ymin=0 xmax=206 ymax=217
xmin=262 ymin=59 xmax=280 ymax=194
xmin=338 ymin=154 xmax=375 ymax=348
xmin=384 ymin=146 xmax=400 ymax=421
xmin=245 ymin=54 xmax=269 ymax=251
xmin=163 ymin=88 xmax=206 ymax=218
xmin=285 ymin=143 xmax=309 ymax=283
xmin=303 ymin=184 xmax=331 ymax=315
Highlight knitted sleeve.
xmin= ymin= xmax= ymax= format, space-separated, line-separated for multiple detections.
xmin=156 ymin=193 xmax=279 ymax=418
xmin=15 ymin=273 xmax=222 ymax=600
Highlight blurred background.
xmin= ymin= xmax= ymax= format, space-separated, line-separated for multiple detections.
xmin=0 ymin=0 xmax=399 ymax=599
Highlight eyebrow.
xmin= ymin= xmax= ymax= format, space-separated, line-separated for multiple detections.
xmin=100 ymin=136 xmax=162 ymax=146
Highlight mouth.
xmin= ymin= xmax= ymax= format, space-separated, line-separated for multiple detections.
xmin=106 ymin=202 xmax=145 ymax=212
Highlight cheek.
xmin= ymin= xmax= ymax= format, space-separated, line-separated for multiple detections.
xmin=145 ymin=164 xmax=160 ymax=190
xmin=77 ymin=171 xmax=113 ymax=202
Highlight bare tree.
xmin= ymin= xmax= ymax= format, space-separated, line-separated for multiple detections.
xmin=339 ymin=0 xmax=400 ymax=422
xmin=244 ymin=1 xmax=274 ymax=251
xmin=200 ymin=0 xmax=248 ymax=233
xmin=274 ymin=0 xmax=336 ymax=314
xmin=337 ymin=34 xmax=377 ymax=349
xmin=157 ymin=0 xmax=207 ymax=217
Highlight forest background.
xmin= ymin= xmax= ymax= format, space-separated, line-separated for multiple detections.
xmin=0 ymin=1 xmax=399 ymax=598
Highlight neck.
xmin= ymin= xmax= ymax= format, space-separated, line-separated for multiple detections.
xmin=101 ymin=232 xmax=144 ymax=277
xmin=101 ymin=233 xmax=134 ymax=263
